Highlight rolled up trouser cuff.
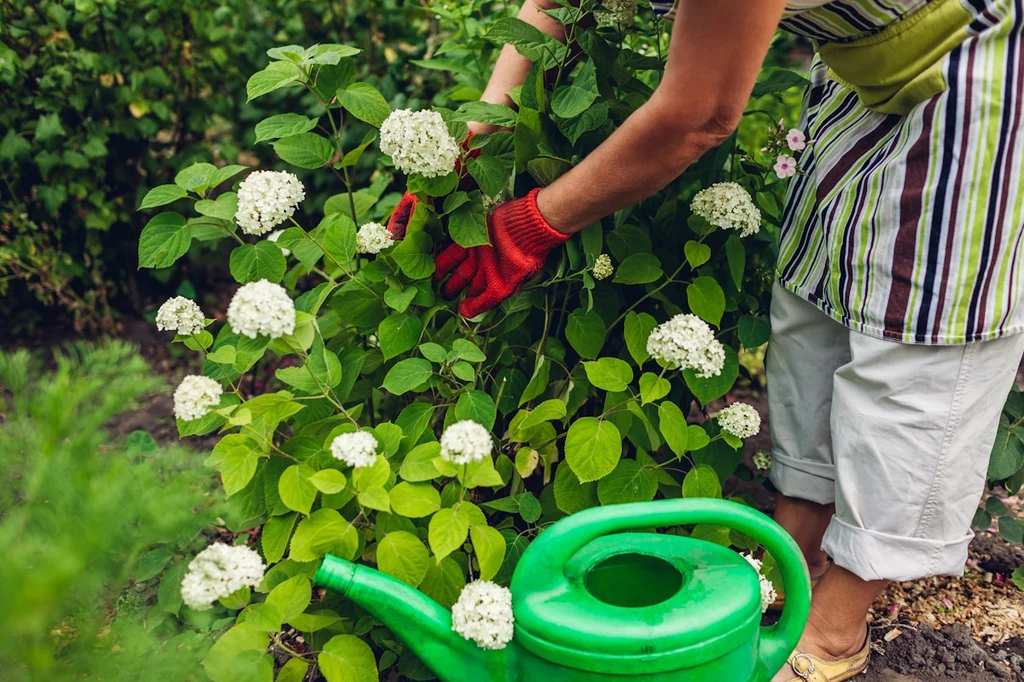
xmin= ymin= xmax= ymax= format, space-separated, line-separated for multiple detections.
xmin=822 ymin=515 xmax=974 ymax=582
xmin=769 ymin=450 xmax=836 ymax=505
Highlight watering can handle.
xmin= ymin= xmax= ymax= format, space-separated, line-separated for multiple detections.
xmin=516 ymin=498 xmax=810 ymax=678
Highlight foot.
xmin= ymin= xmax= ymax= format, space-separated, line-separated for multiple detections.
xmin=769 ymin=617 xmax=868 ymax=681
xmin=806 ymin=557 xmax=831 ymax=582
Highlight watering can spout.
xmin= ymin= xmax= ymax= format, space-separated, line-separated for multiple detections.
xmin=314 ymin=555 xmax=506 ymax=680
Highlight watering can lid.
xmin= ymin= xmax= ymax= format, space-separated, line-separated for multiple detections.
xmin=513 ymin=533 xmax=763 ymax=668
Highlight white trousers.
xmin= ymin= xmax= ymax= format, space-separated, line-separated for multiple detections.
xmin=767 ymin=283 xmax=1024 ymax=582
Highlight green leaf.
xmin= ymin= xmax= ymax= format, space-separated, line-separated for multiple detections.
xmin=687 ymin=424 xmax=711 ymax=451
xmin=139 ymin=184 xmax=187 ymax=210
xmin=261 ymin=513 xmax=297 ymax=564
xmin=554 ymin=462 xmax=599 ymax=514
xmin=378 ymin=313 xmax=422 ymax=361
xmin=391 ymin=231 xmax=435 ymax=279
xmin=313 ymin=212 xmax=358 ymax=266
xmin=337 ymin=83 xmax=391 ymax=127
xmin=279 ymin=464 xmax=318 ymax=515
xmin=470 ymin=525 xmax=506 ymax=581
xmin=138 ymin=212 xmax=190 ymax=269
xmin=989 ymin=414 xmax=1024 ymax=480
xmin=687 ymin=276 xmax=726 ymax=326
xmin=597 ymin=459 xmax=658 ymax=505
xmin=451 ymin=338 xmax=487 ymax=363
xmin=157 ymin=562 xmax=187 ymax=615
xmin=565 ymin=417 xmax=622 ymax=483
xmin=428 ymin=508 xmax=470 ymax=562
xmin=389 ymin=482 xmax=441 ymax=518
xmin=229 ymin=241 xmax=287 ymax=284
xmin=290 ymin=509 xmax=358 ymax=562
xmin=751 ymin=67 xmax=810 ymax=97
xmin=519 ymin=399 xmax=567 ymax=430
xmin=999 ymin=516 xmax=1024 ymax=544
xmin=683 ymin=464 xmax=722 ymax=498
xmin=195 ymin=192 xmax=239 ymax=223
xmin=274 ymin=133 xmax=334 ymax=169
xmin=247 ymin=64 xmax=303 ymax=101
xmin=215 ymin=435 xmax=261 ymax=496
xmin=738 ymin=314 xmax=771 ymax=348
xmin=455 ymin=391 xmax=497 ymax=430
xmin=382 ymin=358 xmax=433 ymax=395
xmin=34 ymin=112 xmax=65 ymax=143
xmin=639 ymin=372 xmax=671 ymax=405
xmin=448 ymin=199 xmax=489 ymax=248
xmin=526 ymin=156 xmax=573 ymax=186
xmin=556 ymin=102 xmax=609 ymax=145
xmin=684 ymin=240 xmax=711 ymax=268
xmin=565 ymin=309 xmax=607 ymax=360
xmin=1012 ymin=567 xmax=1024 ymax=591
xmin=455 ymin=102 xmax=518 ymax=127
xmin=625 ymin=312 xmax=657 ymax=365
xmin=309 ymin=469 xmax=347 ymax=494
xmin=684 ymin=346 xmax=739 ymax=406
xmin=725 ymin=234 xmax=745 ymax=290
xmin=462 ymin=457 xmax=505 ymax=488
xmin=550 ymin=61 xmax=597 ymax=118
xmin=254 ymin=113 xmax=318 ymax=143
xmin=519 ymin=355 xmax=551 ymax=406
xmin=135 ymin=548 xmax=173 ymax=581
xmin=384 ymin=287 xmax=417 ymax=313
xmin=400 ymin=442 xmax=442 ymax=482
xmin=484 ymin=17 xmax=568 ymax=65
xmin=467 ymin=156 xmax=512 ymax=197
xmin=420 ymin=557 xmax=467 ymax=609
xmin=318 ymin=635 xmax=378 ymax=682
xmin=377 ymin=531 xmax=431 ymax=587
xmin=277 ymin=659 xmax=310 ymax=682
xmin=658 ymin=402 xmax=688 ymax=456
xmin=613 ymin=253 xmax=663 ymax=285
xmin=583 ymin=357 xmax=634 ymax=392
xmin=266 ymin=575 xmax=312 ymax=621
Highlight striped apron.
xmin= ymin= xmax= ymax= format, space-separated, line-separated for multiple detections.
xmin=777 ymin=0 xmax=1024 ymax=344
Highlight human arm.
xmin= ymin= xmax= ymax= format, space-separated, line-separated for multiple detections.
xmin=536 ymin=0 xmax=789 ymax=233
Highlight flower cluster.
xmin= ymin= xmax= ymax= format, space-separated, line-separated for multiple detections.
xmin=173 ymin=375 xmax=223 ymax=421
xmin=180 ymin=543 xmax=266 ymax=611
xmin=330 ymin=431 xmax=379 ymax=468
xmin=690 ymin=182 xmax=761 ymax=238
xmin=742 ymin=553 xmax=778 ymax=614
xmin=753 ymin=450 xmax=773 ymax=471
xmin=235 ymin=170 xmax=305 ymax=236
xmin=355 ymin=222 xmax=394 ymax=254
xmin=646 ymin=314 xmax=726 ymax=378
xmin=717 ymin=402 xmax=761 ymax=440
xmin=597 ymin=0 xmax=638 ymax=26
xmin=440 ymin=420 xmax=493 ymax=464
xmin=758 ymin=120 xmax=809 ymax=179
xmin=226 ymin=279 xmax=296 ymax=339
xmin=451 ymin=580 xmax=515 ymax=650
xmin=592 ymin=254 xmax=614 ymax=281
xmin=379 ymin=109 xmax=460 ymax=178
xmin=155 ymin=296 xmax=205 ymax=336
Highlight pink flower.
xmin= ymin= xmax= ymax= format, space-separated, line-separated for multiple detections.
xmin=940 ymin=598 xmax=954 ymax=610
xmin=774 ymin=155 xmax=797 ymax=178
xmin=786 ymin=128 xmax=807 ymax=151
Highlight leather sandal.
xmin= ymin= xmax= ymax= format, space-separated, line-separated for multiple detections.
xmin=780 ymin=634 xmax=870 ymax=681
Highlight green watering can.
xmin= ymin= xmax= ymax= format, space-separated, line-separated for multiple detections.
xmin=314 ymin=498 xmax=811 ymax=681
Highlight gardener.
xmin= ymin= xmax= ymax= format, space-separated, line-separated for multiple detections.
xmin=391 ymin=0 xmax=1024 ymax=679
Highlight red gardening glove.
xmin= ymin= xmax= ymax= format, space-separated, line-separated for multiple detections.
xmin=434 ymin=188 xmax=570 ymax=318
xmin=386 ymin=132 xmax=480 ymax=241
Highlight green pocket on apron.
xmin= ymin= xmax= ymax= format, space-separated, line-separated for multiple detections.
xmin=817 ymin=0 xmax=972 ymax=116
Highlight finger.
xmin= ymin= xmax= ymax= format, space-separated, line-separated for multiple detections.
xmin=433 ymin=244 xmax=469 ymax=282
xmin=459 ymin=287 xmax=501 ymax=319
xmin=442 ymin=249 xmax=479 ymax=299
xmin=466 ymin=258 xmax=489 ymax=298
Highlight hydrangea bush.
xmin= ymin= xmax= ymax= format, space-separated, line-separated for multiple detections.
xmin=138 ymin=3 xmax=809 ymax=679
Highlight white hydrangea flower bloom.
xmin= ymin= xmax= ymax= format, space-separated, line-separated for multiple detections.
xmin=235 ymin=170 xmax=305 ymax=236
xmin=592 ymin=254 xmax=613 ymax=281
xmin=173 ymin=375 xmax=222 ymax=421
xmin=645 ymin=314 xmax=726 ymax=379
xmin=753 ymin=450 xmax=773 ymax=471
xmin=440 ymin=420 xmax=493 ymax=465
xmin=180 ymin=543 xmax=266 ymax=611
xmin=690 ymin=182 xmax=762 ymax=238
xmin=155 ymin=296 xmax=205 ymax=336
xmin=267 ymin=229 xmax=290 ymax=256
xmin=742 ymin=553 xmax=778 ymax=614
xmin=379 ymin=109 xmax=460 ymax=178
xmin=717 ymin=402 xmax=761 ymax=440
xmin=451 ymin=580 xmax=515 ymax=650
xmin=597 ymin=0 xmax=638 ymax=26
xmin=355 ymin=222 xmax=394 ymax=254
xmin=330 ymin=431 xmax=379 ymax=468
xmin=226 ymin=279 xmax=295 ymax=339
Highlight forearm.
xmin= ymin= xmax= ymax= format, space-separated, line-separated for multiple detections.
xmin=474 ymin=0 xmax=569 ymax=131
xmin=537 ymin=99 xmax=732 ymax=234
